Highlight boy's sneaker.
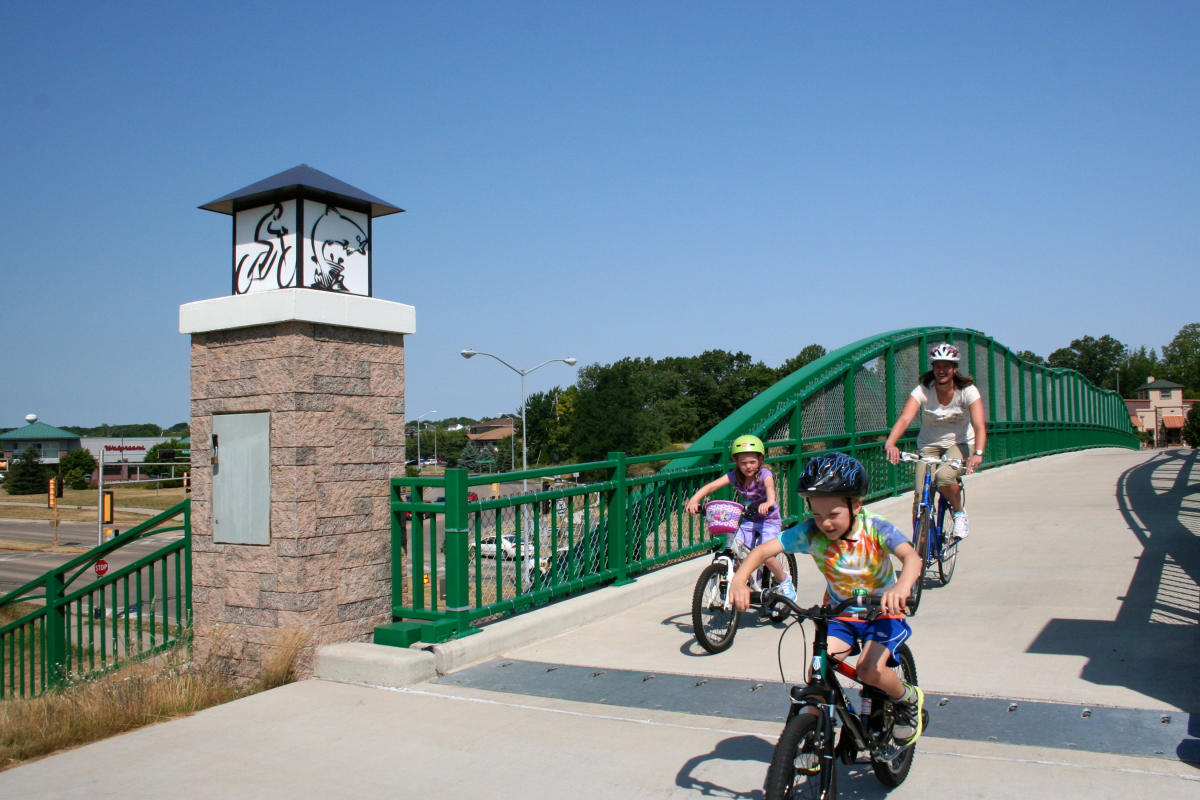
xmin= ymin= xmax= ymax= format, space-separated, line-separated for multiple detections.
xmin=951 ymin=511 xmax=969 ymax=540
xmin=892 ymin=684 xmax=924 ymax=745
xmin=776 ymin=578 xmax=797 ymax=602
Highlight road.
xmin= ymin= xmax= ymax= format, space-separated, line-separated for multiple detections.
xmin=0 ymin=517 xmax=184 ymax=612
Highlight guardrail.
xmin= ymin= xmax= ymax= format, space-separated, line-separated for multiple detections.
xmin=0 ymin=500 xmax=191 ymax=700
xmin=379 ymin=327 xmax=1138 ymax=646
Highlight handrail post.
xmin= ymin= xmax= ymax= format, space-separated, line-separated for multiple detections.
xmin=987 ymin=339 xmax=998 ymax=425
xmin=607 ymin=452 xmax=633 ymax=586
xmin=44 ymin=569 xmax=68 ymax=692
xmin=389 ymin=481 xmax=407 ymax=618
xmin=443 ymin=468 xmax=472 ymax=634
xmin=885 ymin=343 xmax=897 ymax=492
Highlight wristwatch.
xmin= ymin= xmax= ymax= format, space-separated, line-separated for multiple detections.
xmin=974 ymin=449 xmax=984 ymax=457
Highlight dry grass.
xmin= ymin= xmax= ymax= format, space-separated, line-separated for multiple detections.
xmin=0 ymin=485 xmax=188 ymax=524
xmin=0 ymin=506 xmax=148 ymax=525
xmin=0 ymin=627 xmax=309 ymax=771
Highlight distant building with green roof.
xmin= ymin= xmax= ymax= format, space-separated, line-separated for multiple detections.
xmin=0 ymin=416 xmax=82 ymax=466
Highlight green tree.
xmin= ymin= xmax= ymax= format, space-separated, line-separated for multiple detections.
xmin=1014 ymin=350 xmax=1046 ymax=366
xmin=570 ymin=358 xmax=672 ymax=461
xmin=59 ymin=447 xmax=98 ymax=478
xmin=1161 ymin=323 xmax=1200 ymax=395
xmin=65 ymin=468 xmax=88 ymax=490
xmin=778 ymin=344 xmax=828 ymax=377
xmin=1047 ymin=335 xmax=1126 ymax=388
xmin=141 ymin=439 xmax=188 ymax=486
xmin=1119 ymin=345 xmax=1159 ymax=397
xmin=4 ymin=446 xmax=49 ymax=495
xmin=1182 ymin=403 xmax=1200 ymax=448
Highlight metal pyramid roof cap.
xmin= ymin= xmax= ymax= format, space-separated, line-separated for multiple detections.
xmin=199 ymin=164 xmax=403 ymax=218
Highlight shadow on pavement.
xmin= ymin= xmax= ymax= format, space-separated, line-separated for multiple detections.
xmin=1026 ymin=447 xmax=1200 ymax=763
xmin=674 ymin=733 xmax=906 ymax=799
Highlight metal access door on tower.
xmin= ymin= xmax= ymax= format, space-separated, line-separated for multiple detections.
xmin=212 ymin=412 xmax=271 ymax=545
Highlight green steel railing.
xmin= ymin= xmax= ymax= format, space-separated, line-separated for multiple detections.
xmin=0 ymin=500 xmax=192 ymax=700
xmin=378 ymin=327 xmax=1138 ymax=646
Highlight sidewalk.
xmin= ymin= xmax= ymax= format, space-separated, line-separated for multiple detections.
xmin=1 ymin=448 xmax=1196 ymax=798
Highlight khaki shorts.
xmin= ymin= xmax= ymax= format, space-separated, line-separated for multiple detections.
xmin=912 ymin=443 xmax=968 ymax=516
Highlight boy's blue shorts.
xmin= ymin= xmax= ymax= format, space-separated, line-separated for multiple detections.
xmin=827 ymin=618 xmax=912 ymax=667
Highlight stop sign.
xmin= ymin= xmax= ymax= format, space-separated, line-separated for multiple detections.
xmin=94 ymin=559 xmax=109 ymax=577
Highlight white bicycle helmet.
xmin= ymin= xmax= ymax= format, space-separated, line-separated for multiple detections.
xmin=929 ymin=343 xmax=961 ymax=363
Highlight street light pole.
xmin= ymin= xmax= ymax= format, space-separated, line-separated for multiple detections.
xmin=460 ymin=349 xmax=577 ymax=491
xmin=414 ymin=410 xmax=437 ymax=468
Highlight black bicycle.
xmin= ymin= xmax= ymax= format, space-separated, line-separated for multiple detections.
xmin=762 ymin=593 xmax=927 ymax=799
xmin=899 ymin=451 xmax=965 ymax=612
xmin=691 ymin=530 xmax=799 ymax=654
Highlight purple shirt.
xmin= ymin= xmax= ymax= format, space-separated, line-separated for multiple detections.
xmin=725 ymin=466 xmax=781 ymax=524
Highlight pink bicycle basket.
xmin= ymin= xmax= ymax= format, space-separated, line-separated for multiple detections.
xmin=704 ymin=500 xmax=745 ymax=535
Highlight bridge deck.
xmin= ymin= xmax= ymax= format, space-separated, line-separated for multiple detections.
xmin=2 ymin=448 xmax=1197 ymax=798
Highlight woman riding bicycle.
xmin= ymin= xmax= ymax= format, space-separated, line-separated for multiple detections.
xmin=884 ymin=343 xmax=986 ymax=539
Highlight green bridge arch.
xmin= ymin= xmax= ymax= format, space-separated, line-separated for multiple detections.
xmin=377 ymin=326 xmax=1137 ymax=645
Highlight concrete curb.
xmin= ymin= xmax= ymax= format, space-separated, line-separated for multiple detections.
xmin=315 ymin=558 xmax=699 ymax=688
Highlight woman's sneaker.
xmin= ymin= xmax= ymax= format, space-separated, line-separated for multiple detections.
xmin=892 ymin=684 xmax=924 ymax=745
xmin=952 ymin=511 xmax=969 ymax=540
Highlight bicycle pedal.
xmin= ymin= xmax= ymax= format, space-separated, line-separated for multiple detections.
xmin=836 ymin=729 xmax=858 ymax=764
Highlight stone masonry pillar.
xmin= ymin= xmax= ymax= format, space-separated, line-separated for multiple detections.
xmin=180 ymin=290 xmax=415 ymax=682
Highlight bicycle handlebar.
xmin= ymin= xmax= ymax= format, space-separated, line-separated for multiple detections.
xmin=898 ymin=451 xmax=964 ymax=469
xmin=763 ymin=591 xmax=910 ymax=623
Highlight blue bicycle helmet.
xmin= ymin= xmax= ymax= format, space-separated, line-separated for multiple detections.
xmin=797 ymin=452 xmax=869 ymax=497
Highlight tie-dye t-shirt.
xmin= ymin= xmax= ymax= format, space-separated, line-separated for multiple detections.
xmin=778 ymin=510 xmax=909 ymax=603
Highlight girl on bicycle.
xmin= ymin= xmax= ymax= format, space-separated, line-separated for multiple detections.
xmin=883 ymin=343 xmax=986 ymax=539
xmin=685 ymin=435 xmax=796 ymax=601
xmin=729 ymin=452 xmax=925 ymax=744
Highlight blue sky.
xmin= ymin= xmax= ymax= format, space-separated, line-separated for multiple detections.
xmin=2 ymin=2 xmax=1197 ymax=429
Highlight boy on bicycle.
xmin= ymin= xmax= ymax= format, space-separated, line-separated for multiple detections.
xmin=729 ymin=452 xmax=926 ymax=745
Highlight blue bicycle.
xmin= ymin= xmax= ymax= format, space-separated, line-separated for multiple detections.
xmin=899 ymin=451 xmax=965 ymax=613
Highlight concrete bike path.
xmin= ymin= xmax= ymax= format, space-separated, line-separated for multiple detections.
xmin=2 ymin=447 xmax=1196 ymax=798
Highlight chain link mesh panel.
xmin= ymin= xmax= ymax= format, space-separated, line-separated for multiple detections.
xmin=765 ymin=415 xmax=791 ymax=444
xmin=895 ymin=344 xmax=921 ymax=417
xmin=801 ymin=379 xmax=845 ymax=441
xmin=994 ymin=352 xmax=1008 ymax=421
xmin=1032 ymin=367 xmax=1041 ymax=419
xmin=855 ymin=356 xmax=888 ymax=433
xmin=1009 ymin=355 xmax=1021 ymax=418
xmin=974 ymin=342 xmax=990 ymax=411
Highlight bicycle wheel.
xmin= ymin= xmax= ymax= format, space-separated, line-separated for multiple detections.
xmin=935 ymin=496 xmax=958 ymax=585
xmin=909 ymin=510 xmax=932 ymax=614
xmin=691 ymin=563 xmax=740 ymax=653
xmin=871 ymin=643 xmax=919 ymax=787
xmin=765 ymin=711 xmax=834 ymax=800
xmin=761 ymin=553 xmax=800 ymax=590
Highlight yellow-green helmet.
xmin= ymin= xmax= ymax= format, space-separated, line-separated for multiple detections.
xmin=731 ymin=435 xmax=765 ymax=457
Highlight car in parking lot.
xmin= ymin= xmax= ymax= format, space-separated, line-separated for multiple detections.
xmin=433 ymin=491 xmax=480 ymax=503
xmin=471 ymin=533 xmax=518 ymax=560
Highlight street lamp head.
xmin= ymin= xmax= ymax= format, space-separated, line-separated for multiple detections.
xmin=460 ymin=348 xmax=476 ymax=359
xmin=564 ymin=357 xmax=578 ymax=366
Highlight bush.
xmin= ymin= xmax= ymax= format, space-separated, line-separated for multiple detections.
xmin=3 ymin=446 xmax=48 ymax=495
xmin=1183 ymin=404 xmax=1200 ymax=448
xmin=65 ymin=468 xmax=88 ymax=490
